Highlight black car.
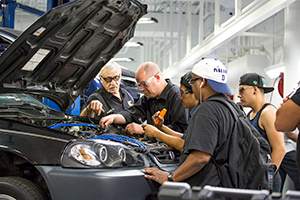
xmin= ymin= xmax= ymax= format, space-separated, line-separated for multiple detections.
xmin=0 ymin=28 xmax=142 ymax=114
xmin=0 ymin=1 xmax=179 ymax=200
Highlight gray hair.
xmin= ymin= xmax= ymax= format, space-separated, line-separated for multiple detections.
xmin=99 ymin=61 xmax=121 ymax=76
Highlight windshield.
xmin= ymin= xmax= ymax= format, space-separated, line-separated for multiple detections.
xmin=0 ymin=93 xmax=48 ymax=109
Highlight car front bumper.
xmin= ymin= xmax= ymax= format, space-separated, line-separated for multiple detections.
xmin=36 ymin=165 xmax=177 ymax=200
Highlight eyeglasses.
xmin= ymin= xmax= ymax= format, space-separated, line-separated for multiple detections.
xmin=180 ymin=90 xmax=192 ymax=95
xmin=238 ymin=86 xmax=253 ymax=94
xmin=188 ymin=77 xmax=202 ymax=85
xmin=101 ymin=74 xmax=120 ymax=83
xmin=136 ymin=72 xmax=159 ymax=88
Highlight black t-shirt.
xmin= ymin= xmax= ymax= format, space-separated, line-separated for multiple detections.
xmin=119 ymin=79 xmax=187 ymax=133
xmin=179 ymin=93 xmax=235 ymax=187
xmin=83 ymin=86 xmax=134 ymax=120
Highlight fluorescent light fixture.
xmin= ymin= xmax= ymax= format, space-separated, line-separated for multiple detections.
xmin=111 ymin=58 xmax=134 ymax=62
xmin=124 ymin=42 xmax=143 ymax=47
xmin=264 ymin=63 xmax=285 ymax=79
xmin=137 ymin=17 xmax=158 ymax=24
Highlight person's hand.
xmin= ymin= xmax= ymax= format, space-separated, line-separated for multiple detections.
xmin=142 ymin=124 xmax=159 ymax=138
xmin=125 ymin=122 xmax=144 ymax=135
xmin=152 ymin=111 xmax=164 ymax=129
xmin=88 ymin=100 xmax=105 ymax=117
xmin=142 ymin=167 xmax=169 ymax=184
xmin=99 ymin=115 xmax=115 ymax=128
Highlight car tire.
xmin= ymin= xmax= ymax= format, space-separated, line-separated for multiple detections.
xmin=0 ymin=177 xmax=46 ymax=200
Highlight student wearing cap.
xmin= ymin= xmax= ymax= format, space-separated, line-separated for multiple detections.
xmin=142 ymin=58 xmax=246 ymax=187
xmin=142 ymin=71 xmax=199 ymax=151
xmin=237 ymin=72 xmax=285 ymax=192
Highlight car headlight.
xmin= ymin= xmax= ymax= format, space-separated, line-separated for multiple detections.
xmin=61 ymin=139 xmax=149 ymax=168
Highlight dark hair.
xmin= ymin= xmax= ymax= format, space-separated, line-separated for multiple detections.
xmin=180 ymin=71 xmax=193 ymax=90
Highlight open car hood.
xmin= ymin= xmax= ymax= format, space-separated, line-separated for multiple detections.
xmin=0 ymin=0 xmax=146 ymax=112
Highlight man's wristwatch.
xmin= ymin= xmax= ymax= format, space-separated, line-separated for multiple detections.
xmin=167 ymin=173 xmax=174 ymax=182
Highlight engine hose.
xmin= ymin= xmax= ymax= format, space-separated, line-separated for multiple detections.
xmin=48 ymin=123 xmax=98 ymax=130
xmin=91 ymin=134 xmax=148 ymax=150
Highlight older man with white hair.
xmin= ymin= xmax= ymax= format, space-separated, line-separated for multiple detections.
xmin=80 ymin=61 xmax=134 ymax=119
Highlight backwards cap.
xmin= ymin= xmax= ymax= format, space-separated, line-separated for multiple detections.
xmin=239 ymin=73 xmax=274 ymax=93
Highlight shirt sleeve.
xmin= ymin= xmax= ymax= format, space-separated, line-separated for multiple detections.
xmin=291 ymin=87 xmax=300 ymax=107
xmin=165 ymin=91 xmax=188 ymax=133
xmin=81 ymin=90 xmax=109 ymax=119
xmin=118 ymin=96 xmax=147 ymax=124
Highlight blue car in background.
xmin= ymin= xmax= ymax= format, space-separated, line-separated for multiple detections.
xmin=0 ymin=27 xmax=22 ymax=55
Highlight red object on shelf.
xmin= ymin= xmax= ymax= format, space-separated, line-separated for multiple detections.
xmin=278 ymin=72 xmax=284 ymax=98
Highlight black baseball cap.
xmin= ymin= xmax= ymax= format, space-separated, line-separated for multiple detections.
xmin=239 ymin=73 xmax=274 ymax=93
xmin=180 ymin=71 xmax=193 ymax=91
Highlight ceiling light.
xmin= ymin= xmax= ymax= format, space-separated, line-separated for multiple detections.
xmin=111 ymin=58 xmax=134 ymax=62
xmin=137 ymin=17 xmax=158 ymax=24
xmin=124 ymin=42 xmax=143 ymax=47
xmin=264 ymin=63 xmax=285 ymax=79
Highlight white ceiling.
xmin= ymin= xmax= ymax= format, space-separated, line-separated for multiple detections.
xmin=113 ymin=0 xmax=295 ymax=85
xmin=15 ymin=0 xmax=296 ymax=88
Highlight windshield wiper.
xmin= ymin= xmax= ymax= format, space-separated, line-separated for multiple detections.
xmin=0 ymin=101 xmax=46 ymax=110
xmin=0 ymin=109 xmax=65 ymax=120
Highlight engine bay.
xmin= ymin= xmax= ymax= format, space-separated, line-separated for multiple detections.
xmin=51 ymin=120 xmax=180 ymax=166
xmin=0 ymin=93 xmax=180 ymax=166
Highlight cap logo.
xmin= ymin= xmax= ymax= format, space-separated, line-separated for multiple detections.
xmin=262 ymin=77 xmax=266 ymax=84
xmin=253 ymin=80 xmax=257 ymax=85
xmin=213 ymin=67 xmax=227 ymax=74
xmin=213 ymin=67 xmax=227 ymax=82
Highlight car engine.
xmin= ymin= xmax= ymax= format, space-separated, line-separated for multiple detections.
xmin=0 ymin=93 xmax=180 ymax=167
xmin=50 ymin=119 xmax=180 ymax=166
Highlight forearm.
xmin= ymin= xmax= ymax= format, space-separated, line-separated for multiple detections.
xmin=160 ymin=125 xmax=183 ymax=138
xmin=154 ymin=131 xmax=184 ymax=151
xmin=271 ymin=149 xmax=286 ymax=171
xmin=172 ymin=151 xmax=210 ymax=182
xmin=112 ymin=114 xmax=127 ymax=124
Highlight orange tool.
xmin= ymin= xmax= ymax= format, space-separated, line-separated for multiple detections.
xmin=154 ymin=108 xmax=167 ymax=125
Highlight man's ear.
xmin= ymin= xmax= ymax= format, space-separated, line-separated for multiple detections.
xmin=99 ymin=76 xmax=104 ymax=84
xmin=155 ymin=73 xmax=161 ymax=82
xmin=201 ymin=78 xmax=206 ymax=87
xmin=253 ymin=86 xmax=259 ymax=94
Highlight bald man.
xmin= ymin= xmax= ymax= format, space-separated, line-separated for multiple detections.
xmin=100 ymin=61 xmax=187 ymax=135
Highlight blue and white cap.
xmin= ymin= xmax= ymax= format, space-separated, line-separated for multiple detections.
xmin=192 ymin=58 xmax=232 ymax=95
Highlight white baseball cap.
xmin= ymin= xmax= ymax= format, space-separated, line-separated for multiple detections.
xmin=192 ymin=58 xmax=232 ymax=95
